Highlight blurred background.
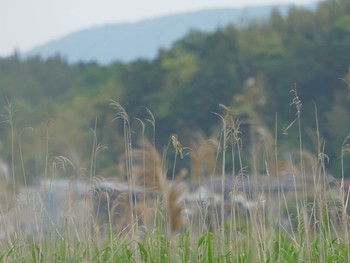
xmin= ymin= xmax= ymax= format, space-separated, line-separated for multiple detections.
xmin=1 ymin=0 xmax=350 ymax=184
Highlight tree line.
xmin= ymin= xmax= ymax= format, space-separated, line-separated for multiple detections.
xmin=0 ymin=0 xmax=350 ymax=182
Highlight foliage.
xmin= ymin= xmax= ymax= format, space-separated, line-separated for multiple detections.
xmin=0 ymin=0 xmax=350 ymax=180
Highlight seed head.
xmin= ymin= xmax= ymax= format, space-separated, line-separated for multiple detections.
xmin=171 ymin=134 xmax=183 ymax=159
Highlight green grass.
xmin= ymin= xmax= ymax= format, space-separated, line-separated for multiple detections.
xmin=0 ymin=204 xmax=349 ymax=262
xmin=0 ymin=99 xmax=349 ymax=263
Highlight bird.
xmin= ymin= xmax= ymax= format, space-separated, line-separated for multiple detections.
xmin=171 ymin=134 xmax=183 ymax=159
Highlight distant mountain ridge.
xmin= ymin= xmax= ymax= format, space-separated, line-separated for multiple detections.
xmin=24 ymin=3 xmax=317 ymax=65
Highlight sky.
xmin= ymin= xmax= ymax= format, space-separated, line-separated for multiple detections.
xmin=1 ymin=0 xmax=316 ymax=57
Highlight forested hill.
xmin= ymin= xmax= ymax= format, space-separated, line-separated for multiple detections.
xmin=0 ymin=0 xmax=350 ymax=182
xmin=23 ymin=3 xmax=315 ymax=64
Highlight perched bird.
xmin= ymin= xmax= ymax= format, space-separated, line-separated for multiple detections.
xmin=171 ymin=134 xmax=183 ymax=159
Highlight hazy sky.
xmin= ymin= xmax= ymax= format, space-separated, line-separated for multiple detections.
xmin=1 ymin=0 xmax=316 ymax=57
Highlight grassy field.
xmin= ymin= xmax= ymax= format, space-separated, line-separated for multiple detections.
xmin=0 ymin=97 xmax=349 ymax=262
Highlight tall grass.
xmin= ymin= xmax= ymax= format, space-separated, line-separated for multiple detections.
xmin=0 ymin=96 xmax=349 ymax=263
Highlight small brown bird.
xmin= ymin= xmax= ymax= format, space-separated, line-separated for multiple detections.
xmin=171 ymin=134 xmax=183 ymax=159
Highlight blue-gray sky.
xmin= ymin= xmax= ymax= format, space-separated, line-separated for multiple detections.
xmin=0 ymin=0 xmax=316 ymax=56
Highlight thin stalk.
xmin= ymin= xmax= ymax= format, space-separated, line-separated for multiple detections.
xmin=274 ymin=112 xmax=282 ymax=263
xmin=45 ymin=118 xmax=50 ymax=185
xmin=221 ymin=119 xmax=227 ymax=239
xmin=172 ymin=152 xmax=178 ymax=181
xmin=1 ymin=103 xmax=17 ymax=191
xmin=90 ymin=118 xmax=97 ymax=179
xmin=134 ymin=117 xmax=146 ymax=205
xmin=143 ymin=107 xmax=157 ymax=187
xmin=341 ymin=135 xmax=350 ymax=243
xmin=19 ymin=127 xmax=33 ymax=188
xmin=110 ymin=100 xmax=136 ymax=238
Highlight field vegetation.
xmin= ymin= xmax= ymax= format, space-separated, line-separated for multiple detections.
xmin=0 ymin=0 xmax=350 ymax=261
xmin=0 ymin=95 xmax=349 ymax=262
